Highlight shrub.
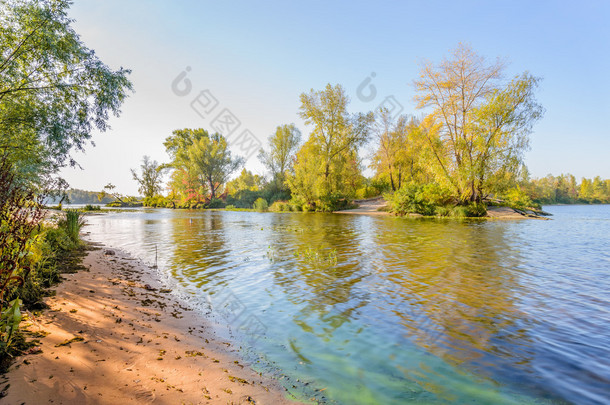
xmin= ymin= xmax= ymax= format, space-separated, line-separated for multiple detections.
xmin=269 ymin=201 xmax=287 ymax=212
xmin=206 ymin=198 xmax=225 ymax=209
xmin=503 ymin=188 xmax=540 ymax=210
xmin=144 ymin=195 xmax=171 ymax=208
xmin=386 ymin=183 xmax=451 ymax=216
xmin=253 ymin=198 xmax=269 ymax=212
xmin=58 ymin=210 xmax=85 ymax=243
xmin=83 ymin=204 xmax=101 ymax=211
xmin=225 ymin=204 xmax=235 ymax=210
xmin=226 ymin=189 xmax=263 ymax=209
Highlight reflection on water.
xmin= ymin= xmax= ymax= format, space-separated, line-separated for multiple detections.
xmin=85 ymin=206 xmax=610 ymax=404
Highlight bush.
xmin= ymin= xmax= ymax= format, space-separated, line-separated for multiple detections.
xmin=225 ymin=204 xmax=235 ymax=210
xmin=386 ymin=183 xmax=451 ymax=216
xmin=144 ymin=195 xmax=171 ymax=208
xmin=502 ymin=188 xmax=540 ymax=210
xmin=206 ymin=198 xmax=225 ymax=209
xmin=269 ymin=201 xmax=287 ymax=212
xmin=58 ymin=210 xmax=85 ymax=243
xmin=253 ymin=198 xmax=269 ymax=212
xmin=226 ymin=189 xmax=263 ymax=209
xmin=82 ymin=204 xmax=101 ymax=211
xmin=317 ymin=193 xmax=352 ymax=212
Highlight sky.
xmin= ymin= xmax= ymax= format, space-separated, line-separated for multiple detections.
xmin=60 ymin=0 xmax=610 ymax=196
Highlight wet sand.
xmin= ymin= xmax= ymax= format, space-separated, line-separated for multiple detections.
xmin=1 ymin=245 xmax=302 ymax=405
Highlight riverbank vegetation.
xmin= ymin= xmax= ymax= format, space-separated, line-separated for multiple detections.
xmin=127 ymin=45 xmax=548 ymax=216
xmin=0 ymin=0 xmax=132 ymax=370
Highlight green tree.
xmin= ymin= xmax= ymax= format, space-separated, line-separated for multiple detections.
xmin=226 ymin=168 xmax=264 ymax=194
xmin=164 ymin=130 xmax=243 ymax=200
xmin=0 ymin=0 xmax=132 ymax=181
xmin=258 ymin=124 xmax=301 ymax=189
xmin=164 ymin=129 xmax=213 ymax=203
xmin=290 ymin=84 xmax=373 ymax=206
xmin=414 ymin=44 xmax=543 ymax=202
xmin=579 ymin=178 xmax=593 ymax=201
xmin=187 ymin=134 xmax=243 ymax=199
xmin=131 ymin=156 xmax=164 ymax=199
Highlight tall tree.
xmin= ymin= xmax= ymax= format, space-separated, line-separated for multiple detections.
xmin=164 ymin=129 xmax=243 ymax=201
xmin=187 ymin=134 xmax=243 ymax=199
xmin=131 ymin=156 xmax=164 ymax=199
xmin=290 ymin=84 xmax=373 ymax=203
xmin=414 ymin=44 xmax=543 ymax=202
xmin=258 ymin=124 xmax=301 ymax=189
xmin=0 ymin=0 xmax=132 ymax=182
xmin=163 ymin=129 xmax=210 ymax=203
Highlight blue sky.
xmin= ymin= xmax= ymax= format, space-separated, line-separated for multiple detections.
xmin=62 ymin=0 xmax=610 ymax=195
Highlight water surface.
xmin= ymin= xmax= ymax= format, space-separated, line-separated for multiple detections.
xmin=85 ymin=205 xmax=610 ymax=404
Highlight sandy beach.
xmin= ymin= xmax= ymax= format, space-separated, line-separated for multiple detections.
xmin=1 ymin=244 xmax=302 ymax=405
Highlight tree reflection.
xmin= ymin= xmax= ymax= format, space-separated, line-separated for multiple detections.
xmin=371 ymin=218 xmax=537 ymax=390
xmin=166 ymin=211 xmax=231 ymax=290
xmin=267 ymin=213 xmax=371 ymax=338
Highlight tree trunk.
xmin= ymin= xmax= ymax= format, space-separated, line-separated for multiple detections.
xmin=208 ymin=177 xmax=215 ymax=200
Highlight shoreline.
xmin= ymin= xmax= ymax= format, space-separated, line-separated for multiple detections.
xmin=1 ymin=243 xmax=302 ymax=405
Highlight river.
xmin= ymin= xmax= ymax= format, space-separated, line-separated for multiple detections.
xmin=83 ymin=205 xmax=610 ymax=404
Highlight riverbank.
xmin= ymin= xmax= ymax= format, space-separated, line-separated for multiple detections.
xmin=0 ymin=244 xmax=301 ymax=405
xmin=335 ymin=197 xmax=550 ymax=219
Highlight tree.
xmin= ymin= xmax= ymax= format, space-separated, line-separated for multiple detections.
xmin=164 ymin=129 xmax=243 ymax=201
xmin=370 ymin=110 xmax=422 ymax=191
xmin=290 ymin=84 xmax=373 ymax=205
xmin=226 ymin=168 xmax=264 ymax=194
xmin=0 ymin=0 xmax=132 ymax=182
xmin=98 ymin=183 xmax=124 ymax=204
xmin=164 ymin=129 xmax=213 ymax=203
xmin=258 ymin=124 xmax=301 ymax=189
xmin=131 ymin=156 xmax=164 ymax=199
xmin=414 ymin=44 xmax=543 ymax=202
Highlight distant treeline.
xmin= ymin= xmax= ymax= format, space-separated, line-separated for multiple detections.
xmin=524 ymin=174 xmax=610 ymax=205
xmin=47 ymin=188 xmax=113 ymax=205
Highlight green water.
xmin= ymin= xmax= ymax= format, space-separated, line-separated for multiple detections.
xmin=85 ymin=205 xmax=610 ymax=404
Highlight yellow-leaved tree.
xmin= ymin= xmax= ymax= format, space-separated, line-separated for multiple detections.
xmin=414 ymin=44 xmax=544 ymax=202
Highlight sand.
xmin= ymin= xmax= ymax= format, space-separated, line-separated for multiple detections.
xmin=334 ymin=197 xmax=389 ymax=216
xmin=1 ymin=245 xmax=302 ymax=405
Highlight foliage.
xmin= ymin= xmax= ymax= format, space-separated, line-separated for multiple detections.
xmin=0 ymin=298 xmax=22 ymax=356
xmin=57 ymin=209 xmax=85 ymax=243
xmin=386 ymin=183 xmax=452 ymax=216
xmin=131 ymin=156 xmax=165 ymax=199
xmin=355 ymin=177 xmax=390 ymax=199
xmin=0 ymin=156 xmax=45 ymax=309
xmin=253 ymin=197 xmax=269 ymax=212
xmin=225 ymin=168 xmax=264 ymax=194
xmin=502 ymin=187 xmax=539 ymax=210
xmin=46 ymin=188 xmax=114 ymax=205
xmin=387 ymin=182 xmax=488 ymax=217
xmin=258 ymin=123 xmax=301 ymax=190
xmin=164 ymin=129 xmax=243 ymax=202
xmin=82 ymin=204 xmax=101 ymax=211
xmin=206 ymin=198 xmax=225 ymax=209
xmin=143 ymin=195 xmax=172 ymax=208
xmin=269 ymin=201 xmax=288 ymax=212
xmin=413 ymin=44 xmax=543 ymax=203
xmin=523 ymin=174 xmax=610 ymax=205
xmin=0 ymin=0 xmax=132 ymax=183
xmin=288 ymin=84 xmax=373 ymax=209
xmin=370 ymin=111 xmax=423 ymax=191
